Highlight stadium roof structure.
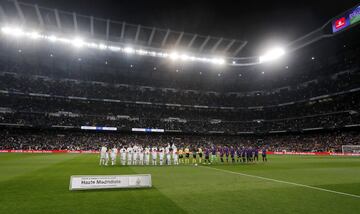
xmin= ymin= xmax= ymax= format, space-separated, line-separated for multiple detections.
xmin=0 ymin=0 xmax=252 ymax=65
xmin=0 ymin=0 xmax=359 ymax=67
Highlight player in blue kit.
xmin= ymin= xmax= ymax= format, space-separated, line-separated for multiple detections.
xmin=262 ymin=147 xmax=267 ymax=162
xmin=224 ymin=146 xmax=229 ymax=163
xmin=211 ymin=146 xmax=217 ymax=163
xmin=241 ymin=147 xmax=246 ymax=163
xmin=246 ymin=148 xmax=252 ymax=162
xmin=254 ymin=147 xmax=259 ymax=162
xmin=230 ymin=146 xmax=235 ymax=163
xmin=219 ymin=147 xmax=224 ymax=163
xmin=204 ymin=147 xmax=211 ymax=165
xmin=236 ymin=147 xmax=242 ymax=163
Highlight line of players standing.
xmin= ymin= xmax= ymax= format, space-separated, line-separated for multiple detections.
xmin=99 ymin=144 xmax=267 ymax=166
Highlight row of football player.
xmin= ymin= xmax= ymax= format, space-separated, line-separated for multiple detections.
xmin=99 ymin=144 xmax=268 ymax=166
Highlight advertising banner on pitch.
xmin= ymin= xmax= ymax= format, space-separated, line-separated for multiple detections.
xmin=69 ymin=174 xmax=152 ymax=190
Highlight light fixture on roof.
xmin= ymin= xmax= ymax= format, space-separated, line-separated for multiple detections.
xmin=48 ymin=35 xmax=57 ymax=42
xmin=170 ymin=52 xmax=179 ymax=60
xmin=259 ymin=47 xmax=285 ymax=63
xmin=124 ymin=47 xmax=135 ymax=54
xmin=1 ymin=26 xmax=24 ymax=37
xmin=29 ymin=31 xmax=41 ymax=39
xmin=98 ymin=43 xmax=107 ymax=50
xmin=72 ymin=37 xmax=85 ymax=48
xmin=0 ymin=25 xmax=229 ymax=66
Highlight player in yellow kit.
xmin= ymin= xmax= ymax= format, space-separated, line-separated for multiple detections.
xmin=198 ymin=147 xmax=203 ymax=164
xmin=184 ymin=147 xmax=190 ymax=164
xmin=178 ymin=148 xmax=184 ymax=164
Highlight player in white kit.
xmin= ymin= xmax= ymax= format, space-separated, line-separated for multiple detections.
xmin=99 ymin=145 xmax=107 ymax=166
xmin=139 ymin=146 xmax=144 ymax=165
xmin=105 ymin=149 xmax=110 ymax=166
xmin=132 ymin=145 xmax=139 ymax=165
xmin=120 ymin=146 xmax=126 ymax=165
xmin=111 ymin=146 xmax=118 ymax=166
xmin=165 ymin=144 xmax=171 ymax=165
xmin=172 ymin=144 xmax=178 ymax=165
xmin=144 ymin=146 xmax=150 ymax=165
xmin=159 ymin=147 xmax=165 ymax=166
xmin=126 ymin=146 xmax=133 ymax=165
xmin=151 ymin=147 xmax=158 ymax=165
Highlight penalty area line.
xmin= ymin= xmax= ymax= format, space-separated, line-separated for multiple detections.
xmin=201 ymin=166 xmax=360 ymax=199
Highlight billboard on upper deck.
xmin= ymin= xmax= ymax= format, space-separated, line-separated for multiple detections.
xmin=332 ymin=5 xmax=360 ymax=33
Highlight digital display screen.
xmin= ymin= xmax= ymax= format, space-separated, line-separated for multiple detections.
xmin=332 ymin=5 xmax=360 ymax=33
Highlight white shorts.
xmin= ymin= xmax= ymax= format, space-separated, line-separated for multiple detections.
xmin=100 ymin=153 xmax=106 ymax=159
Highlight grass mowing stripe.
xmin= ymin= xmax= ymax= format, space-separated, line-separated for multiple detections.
xmin=0 ymin=154 xmax=80 ymax=182
xmin=201 ymin=166 xmax=360 ymax=199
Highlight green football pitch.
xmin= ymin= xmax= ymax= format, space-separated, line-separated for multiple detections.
xmin=0 ymin=154 xmax=359 ymax=214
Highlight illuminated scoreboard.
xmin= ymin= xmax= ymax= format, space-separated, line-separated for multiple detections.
xmin=332 ymin=4 xmax=360 ymax=33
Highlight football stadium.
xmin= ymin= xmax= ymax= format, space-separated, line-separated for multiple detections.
xmin=0 ymin=0 xmax=360 ymax=213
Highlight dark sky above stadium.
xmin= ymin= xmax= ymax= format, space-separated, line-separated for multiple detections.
xmin=21 ymin=0 xmax=359 ymax=55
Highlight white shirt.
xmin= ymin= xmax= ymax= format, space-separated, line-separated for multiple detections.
xmin=152 ymin=148 xmax=157 ymax=156
xmin=120 ymin=148 xmax=126 ymax=154
xmin=101 ymin=146 xmax=107 ymax=154
xmin=127 ymin=147 xmax=133 ymax=154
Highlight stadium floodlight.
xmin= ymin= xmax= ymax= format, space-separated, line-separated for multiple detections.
xmin=87 ymin=42 xmax=98 ymax=49
xmin=1 ymin=26 xmax=24 ymax=37
xmin=0 ymin=25 xmax=230 ymax=66
xmin=124 ymin=47 xmax=135 ymax=54
xmin=108 ymin=46 xmax=121 ymax=52
xmin=28 ymin=31 xmax=42 ymax=39
xmin=157 ymin=52 xmax=168 ymax=58
xmin=71 ymin=37 xmax=85 ymax=48
xmin=170 ymin=52 xmax=179 ymax=60
xmin=136 ymin=49 xmax=149 ymax=55
xmin=48 ymin=35 xmax=58 ymax=42
xmin=259 ymin=47 xmax=285 ymax=63
xmin=149 ymin=51 xmax=157 ymax=57
xmin=98 ymin=43 xmax=107 ymax=50
xmin=1 ymin=26 xmax=11 ymax=34
xmin=180 ymin=54 xmax=190 ymax=61
xmin=211 ymin=58 xmax=225 ymax=65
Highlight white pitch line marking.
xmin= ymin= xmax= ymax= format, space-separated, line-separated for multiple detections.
xmin=201 ymin=166 xmax=360 ymax=199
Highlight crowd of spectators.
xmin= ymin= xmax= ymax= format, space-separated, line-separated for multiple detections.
xmin=0 ymin=39 xmax=359 ymax=151
xmin=0 ymin=69 xmax=359 ymax=107
xmin=0 ymin=130 xmax=359 ymax=153
xmin=0 ymin=111 xmax=358 ymax=134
